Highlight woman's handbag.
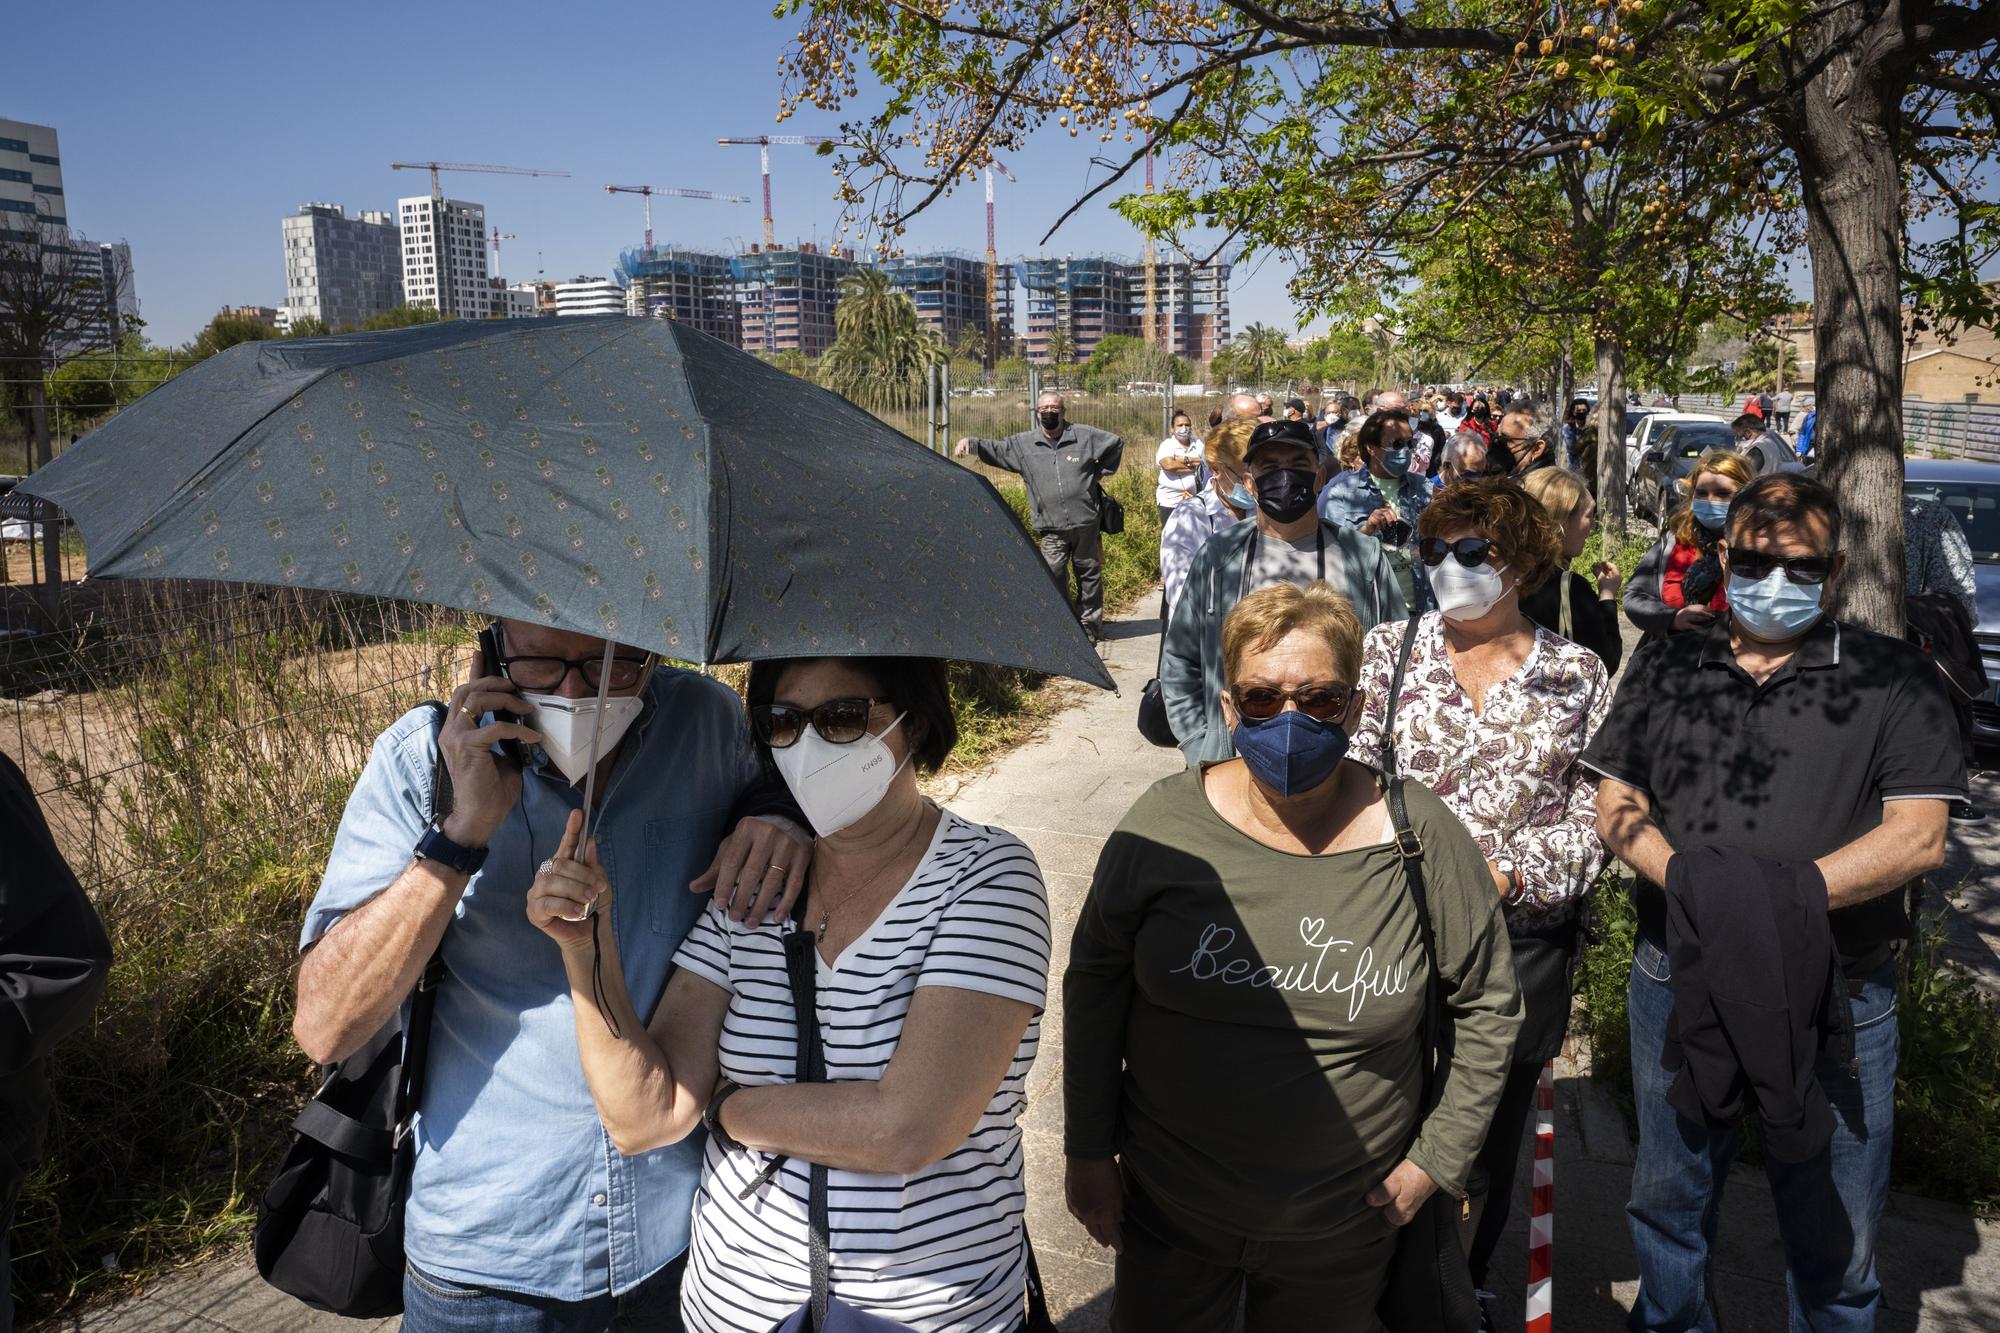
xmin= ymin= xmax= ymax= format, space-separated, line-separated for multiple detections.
xmin=770 ymin=925 xmax=1056 ymax=1332
xmin=1094 ymin=479 xmax=1126 ymax=536
xmin=1137 ymin=594 xmax=1180 ymax=749
xmin=1374 ymin=614 xmax=1484 ymax=1333
xmin=252 ymin=703 xmax=450 ymax=1318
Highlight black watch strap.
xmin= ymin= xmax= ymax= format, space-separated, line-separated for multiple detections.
xmin=415 ymin=823 xmax=487 ymax=877
xmin=705 ymin=1079 xmax=748 ymax=1153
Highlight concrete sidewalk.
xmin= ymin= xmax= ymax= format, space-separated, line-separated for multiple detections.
xmin=48 ymin=610 xmax=2000 ymax=1332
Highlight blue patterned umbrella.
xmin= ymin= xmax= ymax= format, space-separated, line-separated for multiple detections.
xmin=20 ymin=316 xmax=1111 ymax=687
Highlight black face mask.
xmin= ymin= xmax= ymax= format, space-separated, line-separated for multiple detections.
xmin=1038 ymin=411 xmax=1063 ymax=433
xmin=1485 ymin=439 xmax=1519 ymax=476
xmin=1253 ymin=467 xmax=1318 ymax=523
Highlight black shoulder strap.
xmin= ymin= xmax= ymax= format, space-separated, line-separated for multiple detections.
xmin=1378 ymin=613 xmax=1424 ymax=777
xmin=1386 ymin=775 xmax=1446 ymax=1119
xmin=780 ymin=926 xmax=833 ymax=1328
xmin=395 ymin=702 xmax=453 ymax=1138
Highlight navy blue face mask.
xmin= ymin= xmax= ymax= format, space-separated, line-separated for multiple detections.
xmin=1232 ymin=709 xmax=1351 ymax=797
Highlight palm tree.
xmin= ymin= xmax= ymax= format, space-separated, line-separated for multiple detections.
xmin=1734 ymin=336 xmax=1798 ymax=394
xmin=1042 ymin=326 xmax=1077 ymax=386
xmin=818 ymin=269 xmax=947 ymax=413
xmin=1230 ymin=322 xmax=1291 ymax=386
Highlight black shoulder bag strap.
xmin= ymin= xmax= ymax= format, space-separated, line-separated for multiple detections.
xmin=395 ymin=704 xmax=454 ymax=1145
xmin=1378 ymin=612 xmax=1424 ymax=777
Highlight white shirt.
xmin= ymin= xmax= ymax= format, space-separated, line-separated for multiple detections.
xmin=674 ymin=810 xmax=1052 ymax=1333
xmin=1155 ymin=434 xmax=1205 ymax=506
xmin=1160 ymin=489 xmax=1247 ymax=617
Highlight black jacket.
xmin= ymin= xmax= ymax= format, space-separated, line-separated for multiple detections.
xmin=1661 ymin=846 xmax=1851 ymax=1162
xmin=1 ymin=750 xmax=113 ymax=1210
xmin=1520 ymin=570 xmax=1624 ymax=674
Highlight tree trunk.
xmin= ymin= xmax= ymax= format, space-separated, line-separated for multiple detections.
xmin=1791 ymin=0 xmax=1911 ymax=636
xmin=26 ymin=377 xmax=61 ymax=611
xmin=1595 ymin=335 xmax=1629 ymax=542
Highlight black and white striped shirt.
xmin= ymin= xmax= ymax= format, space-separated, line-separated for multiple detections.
xmin=673 ymin=809 xmax=1051 ymax=1332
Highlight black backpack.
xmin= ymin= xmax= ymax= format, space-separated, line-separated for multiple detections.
xmin=253 ymin=702 xmax=450 ymax=1318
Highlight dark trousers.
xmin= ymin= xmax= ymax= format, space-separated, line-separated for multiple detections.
xmin=401 ymin=1252 xmax=687 ymax=1333
xmin=1038 ymin=524 xmax=1104 ymax=639
xmin=1466 ymin=1058 xmax=1549 ymax=1288
xmin=1110 ymin=1172 xmax=1393 ymax=1333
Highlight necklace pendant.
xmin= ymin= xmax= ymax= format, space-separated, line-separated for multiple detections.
xmin=816 ymin=908 xmax=829 ymax=936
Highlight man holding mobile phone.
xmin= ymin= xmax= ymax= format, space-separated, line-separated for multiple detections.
xmin=1318 ymin=408 xmax=1435 ymax=613
xmin=292 ymin=619 xmax=807 ymax=1331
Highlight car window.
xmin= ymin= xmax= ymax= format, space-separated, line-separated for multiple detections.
xmin=1670 ymin=426 xmax=1734 ymax=458
xmin=1906 ymin=480 xmax=2000 ymax=562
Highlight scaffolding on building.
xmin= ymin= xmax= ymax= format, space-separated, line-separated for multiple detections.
xmin=729 ymin=242 xmax=863 ymax=357
xmin=616 ymin=245 xmax=742 ymax=346
xmin=876 ymin=251 xmax=1014 ymax=358
xmin=1016 ymin=253 xmax=1232 ymax=365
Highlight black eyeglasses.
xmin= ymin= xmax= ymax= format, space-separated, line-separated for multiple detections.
xmin=1418 ymin=536 xmax=1495 ymax=568
xmin=750 ymin=697 xmax=891 ymax=749
xmin=1724 ymin=546 xmax=1834 ymax=585
xmin=502 ymin=653 xmax=650 ymax=691
xmin=1230 ymin=681 xmax=1354 ymax=722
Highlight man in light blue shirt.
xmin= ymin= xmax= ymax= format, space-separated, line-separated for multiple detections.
xmin=1318 ymin=408 xmax=1435 ymax=613
xmin=293 ymin=619 xmax=808 ymax=1331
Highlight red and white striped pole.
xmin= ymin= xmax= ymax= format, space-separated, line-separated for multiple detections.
xmin=1526 ymin=1060 xmax=1556 ymax=1332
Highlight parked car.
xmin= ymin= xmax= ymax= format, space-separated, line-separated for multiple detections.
xmin=1905 ymin=457 xmax=2000 ymax=743
xmin=1625 ymin=410 xmax=1730 ymax=481
xmin=1630 ymin=421 xmax=1738 ymax=520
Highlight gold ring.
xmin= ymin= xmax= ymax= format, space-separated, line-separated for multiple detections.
xmin=460 ymin=705 xmax=475 ymax=717
xmin=767 ymin=863 xmax=787 ymax=874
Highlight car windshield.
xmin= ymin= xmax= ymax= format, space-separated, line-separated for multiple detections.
xmin=1906 ymin=480 xmax=2000 ymax=562
xmin=1669 ymin=426 xmax=1734 ymax=458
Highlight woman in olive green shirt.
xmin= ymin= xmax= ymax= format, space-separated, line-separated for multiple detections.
xmin=1063 ymin=580 xmax=1522 ymax=1332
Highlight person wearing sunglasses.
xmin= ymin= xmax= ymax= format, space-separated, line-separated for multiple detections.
xmin=1318 ymin=408 xmax=1434 ymax=614
xmin=529 ymin=654 xmax=1052 ymax=1333
xmin=1482 ymin=408 xmax=1552 ymax=479
xmin=1585 ymin=474 xmax=1962 ymax=1332
xmin=1348 ymin=478 xmax=1611 ymax=1324
xmin=1159 ymin=419 xmax=1407 ymax=768
xmin=297 ymin=620 xmax=811 ymax=1329
xmin=1624 ymin=449 xmax=1757 ymax=641
xmin=1066 ymin=581 xmax=1520 ymax=1332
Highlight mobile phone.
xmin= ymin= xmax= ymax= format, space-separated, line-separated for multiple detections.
xmin=475 ymin=624 xmax=528 ymax=769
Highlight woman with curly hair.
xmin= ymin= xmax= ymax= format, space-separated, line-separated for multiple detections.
xmin=1349 ymin=477 xmax=1612 ymax=1326
xmin=1623 ymin=448 xmax=1758 ymax=639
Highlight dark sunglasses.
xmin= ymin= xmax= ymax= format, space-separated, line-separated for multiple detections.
xmin=1230 ymin=681 xmax=1354 ymax=722
xmin=750 ymin=696 xmax=891 ymax=749
xmin=501 ymin=653 xmax=650 ymax=691
xmin=1418 ymin=536 xmax=1495 ymax=569
xmin=1724 ymin=546 xmax=1834 ymax=585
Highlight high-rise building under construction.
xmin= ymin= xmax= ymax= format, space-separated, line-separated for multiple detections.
xmin=1018 ymin=254 xmax=1232 ymax=365
xmin=731 ymin=243 xmax=862 ymax=357
xmin=618 ymin=247 xmax=741 ymax=345
xmin=875 ymin=252 xmax=1014 ymax=357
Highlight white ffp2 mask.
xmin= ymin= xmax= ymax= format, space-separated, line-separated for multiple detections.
xmin=520 ymin=691 xmax=645 ymax=786
xmin=772 ymin=712 xmax=911 ymax=837
xmin=1431 ymin=559 xmax=1510 ymax=622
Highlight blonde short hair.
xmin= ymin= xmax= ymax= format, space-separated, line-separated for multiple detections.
xmin=1518 ymin=467 xmax=1592 ymax=527
xmin=1221 ymin=581 xmax=1364 ymax=687
xmin=1205 ymin=415 xmax=1258 ymax=476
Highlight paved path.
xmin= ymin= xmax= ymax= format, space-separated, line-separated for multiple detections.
xmin=48 ymin=611 xmax=2000 ymax=1332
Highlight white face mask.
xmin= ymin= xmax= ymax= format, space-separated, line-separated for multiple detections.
xmin=1175 ymin=425 xmax=1192 ymax=442
xmin=772 ymin=712 xmax=912 ymax=837
xmin=1431 ymin=559 xmax=1511 ymax=622
xmin=520 ymin=691 xmax=646 ymax=786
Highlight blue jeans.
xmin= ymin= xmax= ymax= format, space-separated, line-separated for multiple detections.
xmin=401 ymin=1253 xmax=687 ymax=1333
xmin=1625 ymin=935 xmax=1898 ymax=1333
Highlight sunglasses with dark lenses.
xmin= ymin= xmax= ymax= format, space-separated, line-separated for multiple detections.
xmin=749 ymin=697 xmax=891 ymax=749
xmin=1724 ymin=546 xmax=1834 ymax=585
xmin=502 ymin=654 xmax=650 ymax=691
xmin=1418 ymin=536 xmax=1495 ymax=569
xmin=1230 ymin=682 xmax=1354 ymax=722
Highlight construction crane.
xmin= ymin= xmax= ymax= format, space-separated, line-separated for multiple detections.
xmin=488 ymin=228 xmax=517 ymax=280
xmin=389 ymin=161 xmax=569 ymax=316
xmin=716 ymin=135 xmax=837 ymax=248
xmin=604 ymin=185 xmax=749 ymax=257
xmin=984 ymin=157 xmax=1017 ymax=369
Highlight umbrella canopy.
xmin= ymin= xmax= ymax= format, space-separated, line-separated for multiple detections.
xmin=21 ymin=316 xmax=1111 ymax=688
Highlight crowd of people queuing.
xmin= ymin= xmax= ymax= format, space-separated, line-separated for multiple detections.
xmin=0 ymin=375 xmax=1969 ymax=1333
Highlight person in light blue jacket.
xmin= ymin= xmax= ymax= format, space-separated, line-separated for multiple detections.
xmin=1160 ymin=420 xmax=1406 ymax=766
xmin=1318 ymin=408 xmax=1435 ymax=613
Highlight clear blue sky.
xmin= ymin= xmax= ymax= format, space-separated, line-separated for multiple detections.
xmin=6 ymin=0 xmax=1305 ymax=348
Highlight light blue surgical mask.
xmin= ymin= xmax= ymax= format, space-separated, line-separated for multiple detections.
xmin=1227 ymin=481 xmax=1256 ymax=511
xmin=1380 ymin=446 xmax=1414 ymax=477
xmin=1691 ymin=499 xmax=1731 ymax=531
xmin=1727 ymin=567 xmax=1824 ymax=640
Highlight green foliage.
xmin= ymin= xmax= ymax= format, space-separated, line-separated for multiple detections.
xmin=818 ymin=268 xmax=947 ymax=412
xmin=1574 ymin=523 xmax=1656 ymax=583
xmin=359 ymin=304 xmax=447 ymax=331
xmin=43 ymin=335 xmax=186 ymax=420
xmin=187 ymin=316 xmax=276 ymax=360
xmin=284 ymin=316 xmax=331 ymax=338
xmin=1575 ymin=871 xmax=1640 ymax=1118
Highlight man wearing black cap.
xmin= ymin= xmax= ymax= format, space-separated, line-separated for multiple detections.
xmin=1158 ymin=419 xmax=1407 ymax=765
xmin=1283 ymin=397 xmax=1308 ymax=422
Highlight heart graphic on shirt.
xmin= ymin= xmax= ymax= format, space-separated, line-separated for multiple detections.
xmin=1299 ymin=917 xmax=1326 ymax=943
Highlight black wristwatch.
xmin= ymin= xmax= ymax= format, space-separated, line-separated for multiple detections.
xmin=414 ymin=823 xmax=488 ymax=877
xmin=705 ymin=1079 xmax=748 ymax=1152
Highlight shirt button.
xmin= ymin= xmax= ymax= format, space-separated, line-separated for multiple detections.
xmin=592 ymin=1192 xmax=607 ymax=1207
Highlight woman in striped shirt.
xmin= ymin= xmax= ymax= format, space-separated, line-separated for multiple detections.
xmin=528 ymin=654 xmax=1050 ymax=1333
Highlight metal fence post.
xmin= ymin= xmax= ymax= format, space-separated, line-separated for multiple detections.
xmin=925 ymin=363 xmax=938 ymax=454
xmin=940 ymin=360 xmax=952 ymax=453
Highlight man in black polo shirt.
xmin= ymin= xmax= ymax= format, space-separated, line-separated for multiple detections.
xmin=1582 ymin=473 xmax=1960 ymax=1333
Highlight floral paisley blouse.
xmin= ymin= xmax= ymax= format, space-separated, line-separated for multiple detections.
xmin=1350 ymin=613 xmax=1612 ymax=933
